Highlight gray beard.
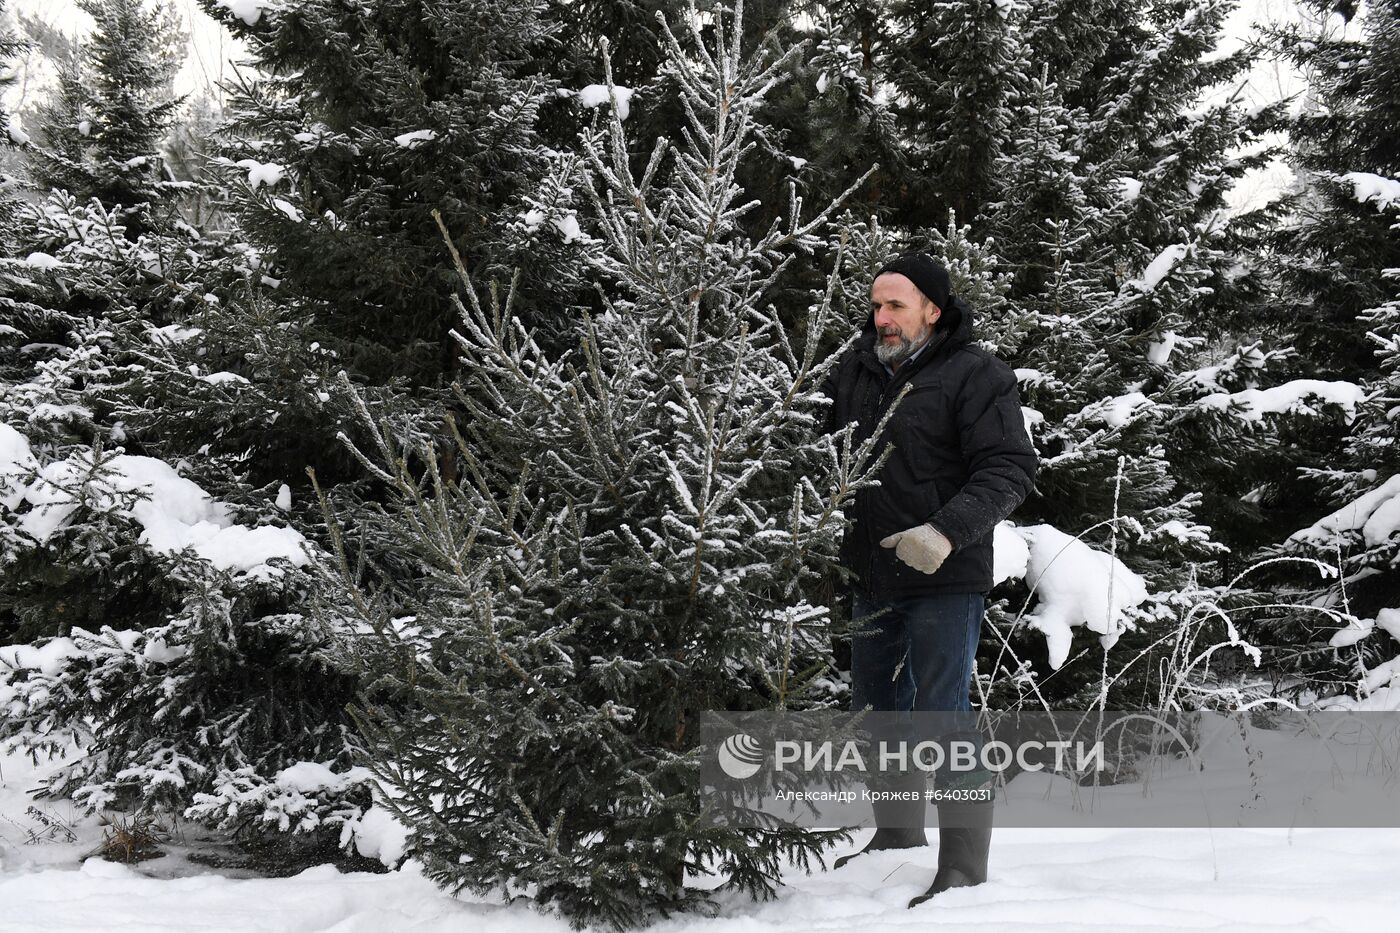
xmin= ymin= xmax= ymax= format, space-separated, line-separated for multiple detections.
xmin=875 ymin=326 xmax=932 ymax=368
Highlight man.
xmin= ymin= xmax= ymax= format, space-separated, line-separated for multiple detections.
xmin=820 ymin=252 xmax=1037 ymax=907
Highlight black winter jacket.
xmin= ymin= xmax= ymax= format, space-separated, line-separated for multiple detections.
xmin=820 ymin=295 xmax=1038 ymax=595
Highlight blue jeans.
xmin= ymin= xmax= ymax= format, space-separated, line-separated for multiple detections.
xmin=850 ymin=589 xmax=988 ymax=788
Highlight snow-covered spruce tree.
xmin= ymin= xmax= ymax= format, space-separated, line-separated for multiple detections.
xmin=0 ymin=1 xmax=280 ymax=519
xmin=1 ymin=0 xmax=41 ymax=387
xmin=1243 ymin=2 xmax=1400 ymax=706
xmin=1262 ymin=1 xmax=1400 ymax=378
xmin=1042 ymin=0 xmax=1364 ymax=600
xmin=945 ymin=0 xmax=1304 ymax=706
xmin=0 ymin=6 xmax=374 ymax=864
xmin=978 ymin=1 xmax=1261 ymax=558
xmin=326 ymin=5 xmax=880 ymax=926
xmin=199 ymin=0 xmax=571 ymax=388
xmin=25 ymin=0 xmax=186 ymax=238
xmin=1265 ymin=275 xmax=1400 ymax=706
xmin=0 ymin=1 xmax=22 ymax=152
xmin=535 ymin=0 xmax=691 ymax=149
xmin=2 ymin=0 xmax=201 ymax=453
xmin=0 ymin=199 xmax=378 ymax=866
xmin=795 ymin=12 xmax=906 ymax=209
xmin=880 ymin=0 xmax=1022 ymax=227
xmin=2 ymin=0 xmax=243 ymax=639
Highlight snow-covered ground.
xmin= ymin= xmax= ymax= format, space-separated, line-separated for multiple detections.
xmin=6 ymin=733 xmax=1400 ymax=933
xmin=6 ymin=824 xmax=1400 ymax=932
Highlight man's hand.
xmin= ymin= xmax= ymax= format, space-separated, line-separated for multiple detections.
xmin=879 ymin=524 xmax=954 ymax=575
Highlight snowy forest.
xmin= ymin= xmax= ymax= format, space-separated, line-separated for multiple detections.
xmin=1 ymin=0 xmax=1398 ymax=929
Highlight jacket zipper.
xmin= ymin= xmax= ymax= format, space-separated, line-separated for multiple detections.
xmin=861 ymin=329 xmax=953 ymax=589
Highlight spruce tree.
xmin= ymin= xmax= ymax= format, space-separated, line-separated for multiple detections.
xmin=935 ymin=1 xmax=1295 ymax=706
xmin=0 ymin=2 xmax=370 ymax=866
xmin=327 ymin=4 xmax=877 ymax=925
xmin=1264 ymin=1 xmax=1400 ymax=377
xmin=0 ymin=189 xmax=374 ymax=865
xmin=536 ymin=0 xmax=692 ymax=147
xmin=2 ymin=1 xmax=39 ymax=386
xmin=883 ymin=0 xmax=1021 ymax=226
xmin=200 ymin=0 xmax=565 ymax=388
xmin=1 ymin=1 xmax=23 ymax=148
xmin=1247 ymin=2 xmax=1400 ymax=705
xmin=26 ymin=0 xmax=185 ymax=237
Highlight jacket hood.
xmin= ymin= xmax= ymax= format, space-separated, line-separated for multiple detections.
xmin=858 ymin=292 xmax=975 ymax=355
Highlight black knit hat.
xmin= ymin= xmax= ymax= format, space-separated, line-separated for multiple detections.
xmin=875 ymin=252 xmax=952 ymax=313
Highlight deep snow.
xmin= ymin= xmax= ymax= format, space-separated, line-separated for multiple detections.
xmin=5 ymin=823 xmax=1400 ymax=932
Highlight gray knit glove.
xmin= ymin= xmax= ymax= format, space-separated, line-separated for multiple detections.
xmin=879 ymin=524 xmax=954 ymax=575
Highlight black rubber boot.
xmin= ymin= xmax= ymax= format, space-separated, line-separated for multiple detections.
xmin=907 ymin=796 xmax=993 ymax=907
xmin=832 ymin=770 xmax=927 ymax=869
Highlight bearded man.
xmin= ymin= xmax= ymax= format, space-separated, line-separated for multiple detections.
xmin=819 ymin=252 xmax=1038 ymax=907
